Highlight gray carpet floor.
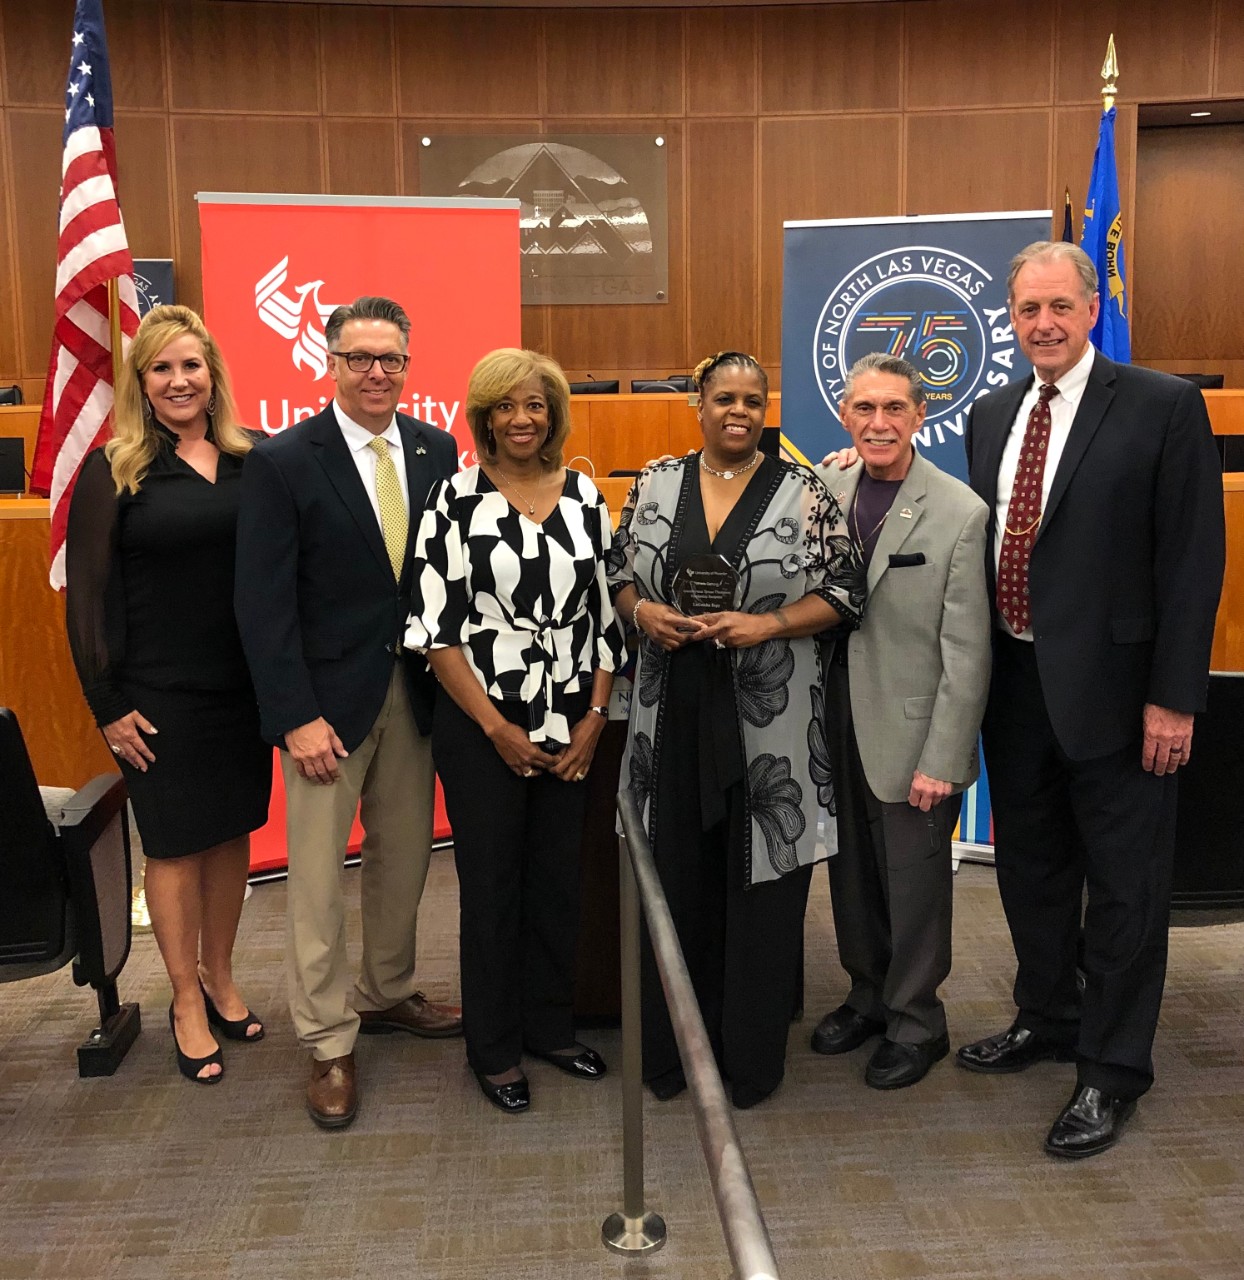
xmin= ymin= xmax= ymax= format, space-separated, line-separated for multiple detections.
xmin=1 ymin=851 xmax=1241 ymax=1280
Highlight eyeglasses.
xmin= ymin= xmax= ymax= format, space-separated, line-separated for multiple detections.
xmin=330 ymin=350 xmax=410 ymax=374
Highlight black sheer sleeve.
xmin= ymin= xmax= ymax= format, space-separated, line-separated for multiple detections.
xmin=65 ymin=449 xmax=132 ymax=727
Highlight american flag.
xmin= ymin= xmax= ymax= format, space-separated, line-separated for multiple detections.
xmin=30 ymin=0 xmax=140 ymax=590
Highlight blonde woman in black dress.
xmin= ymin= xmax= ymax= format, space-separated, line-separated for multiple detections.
xmin=65 ymin=306 xmax=270 ymax=1084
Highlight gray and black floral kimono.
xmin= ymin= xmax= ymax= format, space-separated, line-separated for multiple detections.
xmin=607 ymin=454 xmax=865 ymax=888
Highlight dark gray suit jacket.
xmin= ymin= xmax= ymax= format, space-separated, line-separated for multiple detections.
xmin=965 ymin=352 xmax=1225 ymax=760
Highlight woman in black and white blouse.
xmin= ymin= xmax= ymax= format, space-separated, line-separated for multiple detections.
xmin=406 ymin=348 xmax=624 ymax=1114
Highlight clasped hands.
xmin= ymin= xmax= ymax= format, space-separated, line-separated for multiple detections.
xmin=634 ymin=599 xmax=776 ymax=653
xmin=487 ymin=712 xmax=605 ymax=783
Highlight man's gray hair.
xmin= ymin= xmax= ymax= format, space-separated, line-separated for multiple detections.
xmin=324 ymin=296 xmax=412 ymax=350
xmin=1006 ymin=241 xmax=1098 ymax=304
xmin=842 ymin=351 xmax=925 ymax=407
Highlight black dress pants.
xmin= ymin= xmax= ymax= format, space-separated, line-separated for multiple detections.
xmin=642 ymin=646 xmax=811 ymax=1107
xmin=983 ymin=635 xmax=1178 ymax=1100
xmin=434 ymin=690 xmax=590 ymax=1076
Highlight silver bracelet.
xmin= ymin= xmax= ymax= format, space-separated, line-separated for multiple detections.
xmin=631 ymin=597 xmax=646 ymax=632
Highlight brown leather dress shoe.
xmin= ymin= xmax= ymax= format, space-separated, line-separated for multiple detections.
xmin=357 ymin=992 xmax=463 ymax=1039
xmin=307 ymin=1053 xmax=358 ymax=1129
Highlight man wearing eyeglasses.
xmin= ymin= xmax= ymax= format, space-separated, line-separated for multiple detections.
xmin=236 ymin=295 xmax=461 ymax=1130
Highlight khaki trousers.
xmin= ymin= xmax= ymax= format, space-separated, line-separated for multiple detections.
xmin=282 ymin=667 xmax=435 ymax=1060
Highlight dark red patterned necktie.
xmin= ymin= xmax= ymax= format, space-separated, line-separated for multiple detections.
xmin=997 ymin=382 xmax=1057 ymax=634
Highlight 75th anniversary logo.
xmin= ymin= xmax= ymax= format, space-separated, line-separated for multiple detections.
xmin=782 ymin=213 xmax=1049 ymax=482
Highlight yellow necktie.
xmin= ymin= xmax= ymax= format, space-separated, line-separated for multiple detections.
xmin=368 ymin=436 xmax=408 ymax=579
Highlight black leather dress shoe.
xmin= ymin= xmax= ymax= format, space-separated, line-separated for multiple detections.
xmin=956 ymin=1023 xmax=1076 ymax=1074
xmin=474 ymin=1070 xmax=530 ymax=1113
xmin=810 ymin=1003 xmax=886 ymax=1055
xmin=1044 ymin=1086 xmax=1136 ymax=1159
xmin=864 ymin=1034 xmax=950 ymax=1090
xmin=529 ymin=1045 xmax=607 ymax=1080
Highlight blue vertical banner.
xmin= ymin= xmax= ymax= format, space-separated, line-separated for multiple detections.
xmin=780 ymin=211 xmax=1051 ymax=483
xmin=1080 ymin=106 xmax=1131 ymax=363
xmin=132 ymin=259 xmax=175 ymax=316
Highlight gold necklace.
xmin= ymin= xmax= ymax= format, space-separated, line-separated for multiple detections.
xmin=493 ymin=465 xmax=544 ymax=515
xmin=699 ymin=450 xmax=761 ymax=481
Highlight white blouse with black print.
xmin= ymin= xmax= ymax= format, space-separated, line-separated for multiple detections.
xmin=405 ymin=465 xmax=625 ymax=747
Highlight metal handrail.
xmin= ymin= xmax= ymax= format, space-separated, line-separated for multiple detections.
xmin=603 ymin=788 xmax=780 ymax=1280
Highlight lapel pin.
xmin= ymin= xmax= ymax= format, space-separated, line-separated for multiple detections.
xmin=836 ymin=491 xmax=846 ymax=503
xmin=415 ymin=444 xmax=427 ymax=455
xmin=899 ymin=507 xmax=913 ymax=519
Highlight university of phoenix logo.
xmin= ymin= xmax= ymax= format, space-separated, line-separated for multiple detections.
xmin=814 ymin=246 xmax=1019 ymax=446
xmin=255 ymin=257 xmax=339 ymax=381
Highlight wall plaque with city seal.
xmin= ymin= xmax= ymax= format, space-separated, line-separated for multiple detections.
xmin=671 ymin=555 xmax=742 ymax=617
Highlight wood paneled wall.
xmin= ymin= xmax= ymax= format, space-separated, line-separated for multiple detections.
xmin=2 ymin=0 xmax=1241 ymax=403
xmin=1132 ymin=122 xmax=1244 ymax=381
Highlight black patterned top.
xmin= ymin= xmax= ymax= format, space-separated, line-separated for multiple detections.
xmin=606 ymin=455 xmax=865 ymax=885
xmin=405 ymin=465 xmax=625 ymax=746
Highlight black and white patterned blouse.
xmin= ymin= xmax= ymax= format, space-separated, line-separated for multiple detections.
xmin=405 ymin=465 xmax=626 ymax=746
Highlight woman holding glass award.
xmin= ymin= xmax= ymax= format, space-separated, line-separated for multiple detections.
xmin=607 ymin=350 xmax=865 ymax=1109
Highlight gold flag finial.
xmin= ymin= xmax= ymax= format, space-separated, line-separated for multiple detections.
xmin=1101 ymin=33 xmax=1119 ymax=112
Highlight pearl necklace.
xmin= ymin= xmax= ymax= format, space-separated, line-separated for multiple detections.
xmin=699 ymin=450 xmax=761 ymax=481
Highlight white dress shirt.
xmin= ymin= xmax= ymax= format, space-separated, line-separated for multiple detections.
xmin=993 ymin=342 xmax=1096 ymax=640
xmin=332 ymin=400 xmax=409 ymax=526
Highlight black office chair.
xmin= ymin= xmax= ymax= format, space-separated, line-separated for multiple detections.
xmin=0 ymin=385 xmax=23 ymax=406
xmin=0 ymin=708 xmax=141 ymax=1075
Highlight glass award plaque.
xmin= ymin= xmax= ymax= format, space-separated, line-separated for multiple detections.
xmin=671 ymin=554 xmax=742 ymax=616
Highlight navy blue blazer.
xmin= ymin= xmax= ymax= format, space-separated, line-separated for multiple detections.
xmin=235 ymin=406 xmax=458 ymax=751
xmin=965 ymin=353 xmax=1225 ymax=761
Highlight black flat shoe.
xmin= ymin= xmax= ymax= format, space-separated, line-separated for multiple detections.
xmin=474 ymin=1070 xmax=530 ymax=1113
xmin=200 ymin=980 xmax=264 ymax=1043
xmin=956 ymin=1023 xmax=1075 ymax=1074
xmin=169 ymin=1004 xmax=223 ymax=1085
xmin=810 ymin=1003 xmax=886 ymax=1055
xmin=646 ymin=1066 xmax=687 ymax=1101
xmin=1044 ymin=1086 xmax=1136 ymax=1159
xmin=528 ymin=1045 xmax=607 ymax=1080
xmin=865 ymin=1034 xmax=950 ymax=1090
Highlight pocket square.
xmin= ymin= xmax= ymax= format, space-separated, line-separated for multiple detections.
xmin=889 ymin=552 xmax=926 ymax=568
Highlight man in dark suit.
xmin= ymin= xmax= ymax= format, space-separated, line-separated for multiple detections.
xmin=236 ymin=296 xmax=461 ymax=1130
xmin=959 ymin=242 xmax=1225 ymax=1157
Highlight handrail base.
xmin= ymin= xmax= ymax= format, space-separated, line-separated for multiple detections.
xmin=602 ymin=1211 xmax=667 ymax=1255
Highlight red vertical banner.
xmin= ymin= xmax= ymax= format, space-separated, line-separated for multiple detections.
xmin=198 ymin=195 xmax=521 ymax=462
xmin=198 ymin=195 xmax=521 ymax=873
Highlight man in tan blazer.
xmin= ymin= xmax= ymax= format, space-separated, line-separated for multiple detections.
xmin=811 ymin=352 xmax=991 ymax=1090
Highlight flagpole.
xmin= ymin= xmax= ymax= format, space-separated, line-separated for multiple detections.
xmin=1101 ymin=32 xmax=1118 ymax=112
xmin=106 ymin=277 xmax=123 ymax=388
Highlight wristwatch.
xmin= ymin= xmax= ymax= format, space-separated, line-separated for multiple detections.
xmin=589 ymin=705 xmax=609 ymax=719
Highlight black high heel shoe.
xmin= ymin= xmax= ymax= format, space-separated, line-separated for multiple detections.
xmin=473 ymin=1070 xmax=530 ymax=1113
xmin=169 ymin=1004 xmax=224 ymax=1084
xmin=199 ymin=980 xmax=264 ymax=1042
